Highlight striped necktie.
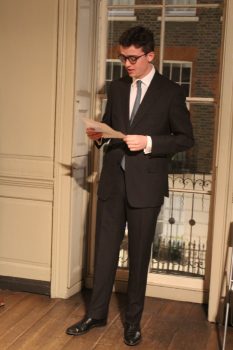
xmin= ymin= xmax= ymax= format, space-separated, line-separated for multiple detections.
xmin=121 ymin=80 xmax=142 ymax=170
xmin=130 ymin=80 xmax=142 ymax=124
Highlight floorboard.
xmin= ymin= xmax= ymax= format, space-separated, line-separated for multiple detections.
xmin=0 ymin=289 xmax=232 ymax=350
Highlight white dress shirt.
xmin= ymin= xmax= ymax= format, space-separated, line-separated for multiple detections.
xmin=130 ymin=64 xmax=155 ymax=154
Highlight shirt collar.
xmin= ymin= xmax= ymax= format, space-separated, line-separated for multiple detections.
xmin=132 ymin=64 xmax=155 ymax=87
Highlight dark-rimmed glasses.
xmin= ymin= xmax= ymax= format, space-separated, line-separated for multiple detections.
xmin=118 ymin=53 xmax=147 ymax=64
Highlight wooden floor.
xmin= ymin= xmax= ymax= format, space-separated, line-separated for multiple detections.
xmin=0 ymin=289 xmax=232 ymax=350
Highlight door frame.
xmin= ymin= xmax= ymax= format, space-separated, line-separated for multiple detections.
xmin=208 ymin=0 xmax=233 ymax=322
xmin=51 ymin=0 xmax=77 ymax=298
xmin=51 ymin=0 xmax=102 ymax=299
xmin=50 ymin=0 xmax=233 ymax=315
xmin=86 ymin=0 xmax=230 ymax=303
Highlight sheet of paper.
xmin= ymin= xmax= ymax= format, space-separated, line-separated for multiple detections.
xmin=81 ymin=117 xmax=125 ymax=139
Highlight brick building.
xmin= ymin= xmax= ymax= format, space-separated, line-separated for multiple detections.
xmin=106 ymin=0 xmax=223 ymax=173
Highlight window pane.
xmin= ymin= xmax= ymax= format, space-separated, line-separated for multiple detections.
xmin=189 ymin=104 xmax=215 ymax=173
xmin=108 ymin=0 xmax=134 ymax=4
xmin=163 ymin=61 xmax=191 ymax=95
xmin=182 ymin=67 xmax=191 ymax=82
xmin=108 ymin=0 xmax=135 ymax=17
xmin=165 ymin=0 xmax=197 ymax=17
xmin=180 ymin=83 xmax=189 ymax=97
xmin=171 ymin=64 xmax=180 ymax=82
xmin=104 ymin=1 xmax=224 ymax=280
xmin=168 ymin=104 xmax=216 ymax=174
xmin=106 ymin=62 xmax=112 ymax=80
xmin=106 ymin=81 xmax=111 ymax=93
xmin=164 ymin=6 xmax=223 ymax=99
xmin=122 ymin=66 xmax=127 ymax=76
xmin=106 ymin=7 xmax=162 ymax=70
xmin=113 ymin=63 xmax=122 ymax=80
xmin=163 ymin=64 xmax=170 ymax=79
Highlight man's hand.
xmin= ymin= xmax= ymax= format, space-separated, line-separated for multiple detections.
xmin=86 ymin=128 xmax=103 ymax=141
xmin=123 ymin=135 xmax=147 ymax=151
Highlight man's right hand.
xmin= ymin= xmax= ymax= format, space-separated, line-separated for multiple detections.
xmin=86 ymin=128 xmax=103 ymax=141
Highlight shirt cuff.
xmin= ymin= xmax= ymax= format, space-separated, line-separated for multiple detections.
xmin=144 ymin=136 xmax=152 ymax=154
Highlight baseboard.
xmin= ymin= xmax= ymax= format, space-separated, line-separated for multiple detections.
xmin=0 ymin=275 xmax=51 ymax=296
xmin=85 ymin=275 xmax=208 ymax=304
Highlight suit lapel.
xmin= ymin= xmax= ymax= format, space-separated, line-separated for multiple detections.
xmin=129 ymin=71 xmax=162 ymax=130
xmin=120 ymin=76 xmax=131 ymax=132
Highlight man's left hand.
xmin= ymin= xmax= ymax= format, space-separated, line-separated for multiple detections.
xmin=123 ymin=135 xmax=147 ymax=151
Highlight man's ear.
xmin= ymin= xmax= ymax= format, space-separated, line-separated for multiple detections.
xmin=147 ymin=51 xmax=155 ymax=62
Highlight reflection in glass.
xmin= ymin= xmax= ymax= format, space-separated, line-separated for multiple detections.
xmin=164 ymin=7 xmax=223 ymax=99
xmin=113 ymin=63 xmax=121 ymax=80
xmin=172 ymin=65 xmax=180 ymax=81
xmin=104 ymin=1 xmax=223 ymax=279
xmin=182 ymin=67 xmax=191 ymax=82
xmin=163 ymin=65 xmax=170 ymax=78
xmin=180 ymin=83 xmax=189 ymax=97
xmin=163 ymin=61 xmax=192 ymax=97
xmin=106 ymin=62 xmax=112 ymax=80
xmin=108 ymin=0 xmax=135 ymax=18
xmin=165 ymin=0 xmax=197 ymax=17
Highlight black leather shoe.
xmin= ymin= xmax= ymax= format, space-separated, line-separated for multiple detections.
xmin=124 ymin=323 xmax=141 ymax=346
xmin=66 ymin=317 xmax=107 ymax=336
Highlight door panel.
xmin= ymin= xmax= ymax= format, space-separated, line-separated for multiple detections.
xmin=67 ymin=0 xmax=97 ymax=291
xmin=68 ymin=156 xmax=88 ymax=288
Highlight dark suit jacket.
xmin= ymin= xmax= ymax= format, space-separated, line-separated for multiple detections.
xmin=97 ymin=71 xmax=194 ymax=208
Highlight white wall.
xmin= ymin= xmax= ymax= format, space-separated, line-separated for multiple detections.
xmin=0 ymin=0 xmax=59 ymax=281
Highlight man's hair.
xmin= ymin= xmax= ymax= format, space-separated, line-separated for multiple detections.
xmin=119 ymin=26 xmax=155 ymax=53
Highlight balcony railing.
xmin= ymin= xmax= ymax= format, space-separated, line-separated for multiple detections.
xmin=151 ymin=237 xmax=206 ymax=277
xmin=118 ymin=173 xmax=211 ymax=278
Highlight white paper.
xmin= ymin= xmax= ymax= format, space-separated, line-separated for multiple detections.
xmin=81 ymin=117 xmax=125 ymax=139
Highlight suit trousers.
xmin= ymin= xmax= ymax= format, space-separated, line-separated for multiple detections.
xmin=88 ymin=168 xmax=161 ymax=325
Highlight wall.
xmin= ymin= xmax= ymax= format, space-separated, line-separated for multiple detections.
xmin=0 ymin=0 xmax=59 ymax=282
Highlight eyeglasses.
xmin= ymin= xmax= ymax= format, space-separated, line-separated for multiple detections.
xmin=118 ymin=53 xmax=147 ymax=64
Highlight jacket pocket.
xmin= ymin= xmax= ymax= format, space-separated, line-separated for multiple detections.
xmin=147 ymin=158 xmax=168 ymax=173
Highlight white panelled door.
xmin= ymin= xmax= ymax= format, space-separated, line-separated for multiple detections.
xmin=67 ymin=0 xmax=97 ymax=293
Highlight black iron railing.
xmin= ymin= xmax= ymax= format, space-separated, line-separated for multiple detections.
xmin=118 ymin=173 xmax=211 ymax=278
xmin=151 ymin=237 xmax=206 ymax=277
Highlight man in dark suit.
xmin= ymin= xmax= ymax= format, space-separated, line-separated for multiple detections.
xmin=66 ymin=26 xmax=194 ymax=346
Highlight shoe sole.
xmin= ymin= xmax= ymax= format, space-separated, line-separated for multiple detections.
xmin=124 ymin=337 xmax=141 ymax=346
xmin=66 ymin=321 xmax=107 ymax=336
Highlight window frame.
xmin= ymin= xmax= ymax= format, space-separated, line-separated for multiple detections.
xmin=165 ymin=0 xmax=197 ymax=17
xmin=106 ymin=59 xmax=126 ymax=91
xmin=108 ymin=0 xmax=135 ymax=18
xmin=163 ymin=60 xmax=193 ymax=98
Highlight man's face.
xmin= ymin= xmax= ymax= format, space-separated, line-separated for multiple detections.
xmin=119 ymin=45 xmax=155 ymax=79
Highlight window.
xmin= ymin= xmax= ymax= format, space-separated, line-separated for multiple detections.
xmin=163 ymin=61 xmax=192 ymax=97
xmin=165 ymin=0 xmax=197 ymax=17
xmin=163 ymin=61 xmax=192 ymax=172
xmin=108 ymin=0 xmax=135 ymax=18
xmin=105 ymin=60 xmax=192 ymax=97
xmin=106 ymin=59 xmax=127 ymax=92
xmin=90 ymin=0 xmax=224 ymax=301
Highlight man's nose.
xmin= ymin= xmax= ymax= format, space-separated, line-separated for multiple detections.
xmin=125 ymin=59 xmax=131 ymax=68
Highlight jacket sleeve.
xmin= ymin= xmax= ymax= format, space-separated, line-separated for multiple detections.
xmin=151 ymin=87 xmax=194 ymax=156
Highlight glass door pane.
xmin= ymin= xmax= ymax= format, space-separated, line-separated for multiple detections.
xmin=96 ymin=1 xmax=224 ymax=283
xmin=153 ymin=1 xmax=223 ymax=278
